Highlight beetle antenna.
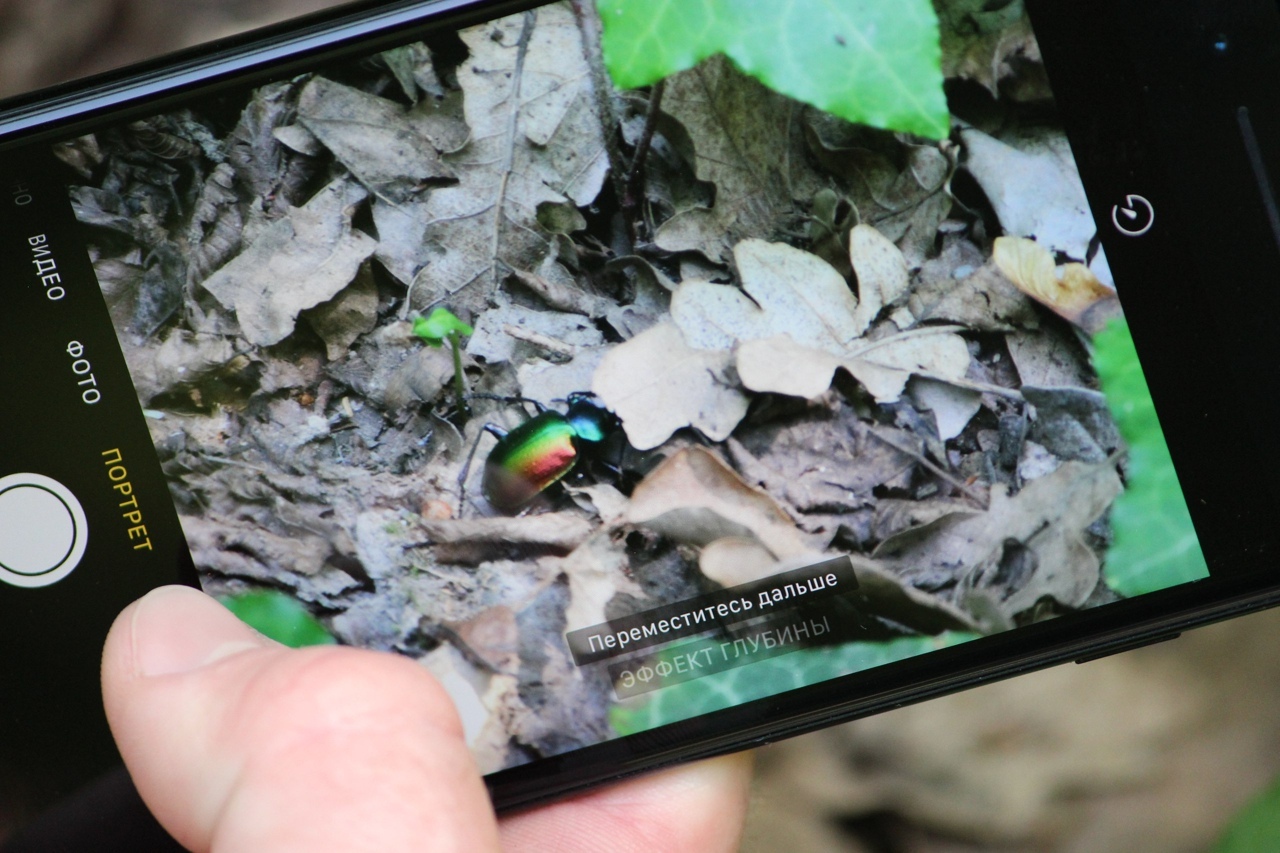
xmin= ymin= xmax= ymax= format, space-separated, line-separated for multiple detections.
xmin=464 ymin=393 xmax=546 ymax=415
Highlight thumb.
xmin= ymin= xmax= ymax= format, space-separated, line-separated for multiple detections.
xmin=101 ymin=585 xmax=500 ymax=853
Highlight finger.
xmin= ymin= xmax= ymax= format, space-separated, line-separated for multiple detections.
xmin=101 ymin=585 xmax=501 ymax=853
xmin=500 ymin=752 xmax=753 ymax=853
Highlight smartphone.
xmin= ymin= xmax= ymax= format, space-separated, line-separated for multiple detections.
xmin=1 ymin=0 xmax=1278 ymax=834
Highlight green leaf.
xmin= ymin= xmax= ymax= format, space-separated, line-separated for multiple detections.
xmin=1215 ymin=774 xmax=1280 ymax=853
xmin=1094 ymin=318 xmax=1209 ymax=597
xmin=413 ymin=307 xmax=473 ymax=348
xmin=597 ymin=0 xmax=950 ymax=139
xmin=611 ymin=632 xmax=975 ymax=736
xmin=221 ymin=590 xmax=336 ymax=649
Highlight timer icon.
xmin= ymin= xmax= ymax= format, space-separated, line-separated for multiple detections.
xmin=0 ymin=473 xmax=88 ymax=588
xmin=1112 ymin=194 xmax=1156 ymax=237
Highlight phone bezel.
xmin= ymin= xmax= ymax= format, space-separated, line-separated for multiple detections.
xmin=1 ymin=0 xmax=1278 ymax=814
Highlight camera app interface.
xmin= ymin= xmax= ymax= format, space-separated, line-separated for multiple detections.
xmin=3 ymin=0 xmax=1208 ymax=775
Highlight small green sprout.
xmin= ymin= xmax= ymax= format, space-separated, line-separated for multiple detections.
xmin=413 ymin=307 xmax=474 ymax=412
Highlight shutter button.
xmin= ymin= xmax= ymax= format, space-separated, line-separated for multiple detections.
xmin=0 ymin=473 xmax=88 ymax=588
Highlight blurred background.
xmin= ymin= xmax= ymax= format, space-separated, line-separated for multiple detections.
xmin=2 ymin=1 xmax=1279 ymax=850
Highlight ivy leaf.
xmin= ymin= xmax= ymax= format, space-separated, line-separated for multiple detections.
xmin=611 ymin=633 xmax=975 ymax=735
xmin=1094 ymin=318 xmax=1209 ymax=597
xmin=597 ymin=0 xmax=950 ymax=139
xmin=413 ymin=307 xmax=473 ymax=348
xmin=221 ymin=590 xmax=336 ymax=648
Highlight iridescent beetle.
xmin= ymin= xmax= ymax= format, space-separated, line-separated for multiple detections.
xmin=459 ymin=392 xmax=618 ymax=513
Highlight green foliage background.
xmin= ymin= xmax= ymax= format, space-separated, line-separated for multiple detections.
xmin=1094 ymin=318 xmax=1209 ymax=597
xmin=596 ymin=0 xmax=950 ymax=139
xmin=1215 ymin=774 xmax=1280 ymax=852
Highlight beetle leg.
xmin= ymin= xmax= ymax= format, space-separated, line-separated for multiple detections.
xmin=457 ymin=423 xmax=510 ymax=515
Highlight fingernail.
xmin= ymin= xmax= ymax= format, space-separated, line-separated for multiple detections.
xmin=131 ymin=585 xmax=265 ymax=678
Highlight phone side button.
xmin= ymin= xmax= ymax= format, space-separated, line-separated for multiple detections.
xmin=1074 ymin=633 xmax=1181 ymax=665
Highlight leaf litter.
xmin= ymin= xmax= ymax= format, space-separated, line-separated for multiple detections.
xmin=70 ymin=0 xmax=1150 ymax=776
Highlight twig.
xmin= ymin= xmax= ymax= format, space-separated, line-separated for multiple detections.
xmin=501 ymin=323 xmax=576 ymax=358
xmin=571 ymin=0 xmax=633 ymax=249
xmin=623 ymin=79 xmax=665 ymax=237
xmin=865 ymin=428 xmax=990 ymax=510
xmin=491 ymin=11 xmax=536 ymax=292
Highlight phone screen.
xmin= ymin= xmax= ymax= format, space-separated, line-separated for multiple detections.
xmin=0 ymin=0 xmax=1218 ymax=793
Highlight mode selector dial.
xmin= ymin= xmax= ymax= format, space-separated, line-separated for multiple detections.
xmin=0 ymin=473 xmax=88 ymax=588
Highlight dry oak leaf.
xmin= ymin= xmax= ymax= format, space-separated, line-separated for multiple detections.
xmin=669 ymin=239 xmax=971 ymax=404
xmin=737 ymin=328 xmax=972 ymax=405
xmin=625 ymin=447 xmax=809 ymax=560
xmin=592 ymin=323 xmax=749 ymax=451
xmin=201 ymin=178 xmax=376 ymax=347
xmin=993 ymin=236 xmax=1118 ymax=329
xmin=671 ymin=239 xmax=861 ymax=351
xmin=850 ymin=223 xmax=913 ymax=335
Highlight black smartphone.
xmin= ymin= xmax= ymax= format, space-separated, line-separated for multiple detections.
xmin=1 ymin=0 xmax=1278 ymax=834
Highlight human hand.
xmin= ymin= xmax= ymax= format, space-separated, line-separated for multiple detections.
xmin=101 ymin=585 xmax=752 ymax=852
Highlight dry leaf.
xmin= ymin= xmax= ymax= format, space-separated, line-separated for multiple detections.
xmin=654 ymin=57 xmax=826 ymax=263
xmin=993 ymin=236 xmax=1116 ymax=326
xmin=728 ymin=416 xmax=919 ymax=513
xmin=201 ymin=178 xmax=377 ymax=346
xmin=297 ymin=76 xmax=453 ymax=203
xmin=697 ymin=536 xmax=977 ymax=634
xmin=271 ymin=123 xmax=323 ymax=156
xmin=592 ymin=323 xmax=750 ymax=450
xmin=908 ymin=377 xmax=982 ymax=441
xmin=939 ymin=0 xmax=1046 ymax=100
xmin=415 ymin=514 xmax=594 ymax=564
xmin=411 ymin=5 xmax=608 ymax=306
xmin=516 ymin=345 xmax=609 ymax=406
xmin=565 ymin=483 xmax=630 ymax=524
xmin=511 ymin=268 xmax=613 ymax=318
xmin=449 ymin=605 xmax=520 ymax=673
xmin=123 ymin=329 xmax=237 ymax=404
xmin=737 ymin=329 xmax=972 ymax=405
xmin=467 ymin=300 xmax=603 ymax=365
xmin=560 ymin=530 xmax=644 ymax=632
xmin=875 ymin=460 xmax=1123 ymax=621
xmin=305 ymin=265 xmax=379 ymax=360
xmin=804 ymin=116 xmax=954 ymax=265
xmin=961 ymin=126 xmax=1100 ymax=270
xmin=226 ymin=81 xmax=318 ymax=218
xmin=1005 ymin=324 xmax=1094 ymax=387
xmin=382 ymin=348 xmax=456 ymax=409
xmin=1022 ymin=385 xmax=1122 ymax=463
xmin=625 ymin=447 xmax=809 ymax=559
xmin=850 ymin=223 xmax=912 ymax=335
xmin=698 ymin=537 xmax=780 ymax=587
xmin=671 ymin=239 xmax=860 ymax=351
xmin=418 ymin=644 xmax=532 ymax=774
xmin=911 ymin=242 xmax=1041 ymax=332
